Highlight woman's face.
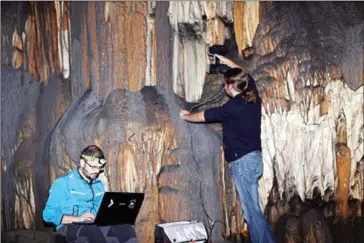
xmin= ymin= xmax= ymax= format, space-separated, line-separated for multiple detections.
xmin=224 ymin=82 xmax=235 ymax=97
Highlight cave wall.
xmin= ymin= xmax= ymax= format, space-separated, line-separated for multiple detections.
xmin=252 ymin=2 xmax=364 ymax=211
xmin=1 ymin=1 xmax=363 ymax=242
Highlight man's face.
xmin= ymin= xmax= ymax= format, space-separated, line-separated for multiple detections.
xmin=80 ymin=158 xmax=105 ymax=181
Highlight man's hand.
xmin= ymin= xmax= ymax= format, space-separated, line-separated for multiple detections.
xmin=61 ymin=212 xmax=96 ymax=224
xmin=180 ymin=110 xmax=190 ymax=120
xmin=98 ymin=170 xmax=110 ymax=192
xmin=78 ymin=212 xmax=95 ymax=222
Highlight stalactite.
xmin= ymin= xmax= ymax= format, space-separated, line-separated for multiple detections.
xmin=69 ymin=1 xmax=149 ymax=98
xmin=233 ymin=1 xmax=261 ymax=56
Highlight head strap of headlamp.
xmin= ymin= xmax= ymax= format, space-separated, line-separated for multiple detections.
xmin=81 ymin=154 xmax=106 ymax=165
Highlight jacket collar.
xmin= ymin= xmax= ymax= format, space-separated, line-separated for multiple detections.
xmin=73 ymin=168 xmax=101 ymax=185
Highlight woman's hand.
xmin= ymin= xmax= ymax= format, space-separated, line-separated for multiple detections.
xmin=215 ymin=54 xmax=248 ymax=73
xmin=179 ymin=110 xmax=205 ymax=123
xmin=180 ymin=110 xmax=190 ymax=119
xmin=215 ymin=54 xmax=236 ymax=67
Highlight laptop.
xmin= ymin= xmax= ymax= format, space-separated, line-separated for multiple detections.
xmin=74 ymin=192 xmax=144 ymax=226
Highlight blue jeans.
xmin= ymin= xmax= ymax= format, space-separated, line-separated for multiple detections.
xmin=230 ymin=150 xmax=275 ymax=243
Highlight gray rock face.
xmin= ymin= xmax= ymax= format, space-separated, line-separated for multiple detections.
xmin=1 ymin=67 xmax=41 ymax=229
xmin=1 ymin=229 xmax=57 ymax=243
xmin=48 ymin=86 xmax=223 ymax=241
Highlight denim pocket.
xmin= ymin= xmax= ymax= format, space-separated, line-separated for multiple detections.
xmin=233 ymin=151 xmax=263 ymax=184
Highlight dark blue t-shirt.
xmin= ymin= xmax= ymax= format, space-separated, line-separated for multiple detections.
xmin=204 ymin=78 xmax=262 ymax=162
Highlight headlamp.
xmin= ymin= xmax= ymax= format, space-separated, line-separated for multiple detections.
xmin=81 ymin=154 xmax=106 ymax=165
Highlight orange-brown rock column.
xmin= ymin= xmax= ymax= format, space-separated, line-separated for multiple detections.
xmin=335 ymin=113 xmax=351 ymax=219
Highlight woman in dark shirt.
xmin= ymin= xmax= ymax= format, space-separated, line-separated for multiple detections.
xmin=180 ymin=55 xmax=275 ymax=243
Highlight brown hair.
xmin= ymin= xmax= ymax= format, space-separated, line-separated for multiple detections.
xmin=80 ymin=145 xmax=105 ymax=159
xmin=224 ymin=68 xmax=257 ymax=103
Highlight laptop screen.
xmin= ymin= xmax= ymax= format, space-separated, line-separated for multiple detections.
xmin=95 ymin=192 xmax=145 ymax=226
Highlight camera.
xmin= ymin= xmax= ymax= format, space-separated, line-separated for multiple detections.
xmin=206 ymin=45 xmax=230 ymax=74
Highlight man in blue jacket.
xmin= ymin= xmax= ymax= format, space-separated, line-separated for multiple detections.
xmin=43 ymin=145 xmax=138 ymax=243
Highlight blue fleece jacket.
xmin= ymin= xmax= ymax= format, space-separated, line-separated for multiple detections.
xmin=43 ymin=169 xmax=105 ymax=230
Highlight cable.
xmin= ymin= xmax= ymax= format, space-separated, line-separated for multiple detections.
xmin=189 ymin=85 xmax=225 ymax=113
xmin=187 ymin=122 xmax=224 ymax=242
xmin=185 ymin=85 xmax=227 ymax=241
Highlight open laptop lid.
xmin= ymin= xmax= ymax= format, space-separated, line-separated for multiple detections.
xmin=95 ymin=192 xmax=144 ymax=226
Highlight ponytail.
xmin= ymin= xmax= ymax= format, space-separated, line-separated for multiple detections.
xmin=224 ymin=68 xmax=257 ymax=104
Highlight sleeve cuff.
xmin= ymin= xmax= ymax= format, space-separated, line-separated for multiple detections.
xmin=91 ymin=208 xmax=97 ymax=216
xmin=204 ymin=109 xmax=211 ymax=122
xmin=57 ymin=213 xmax=64 ymax=225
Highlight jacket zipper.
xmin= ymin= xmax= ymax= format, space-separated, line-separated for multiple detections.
xmin=89 ymin=182 xmax=95 ymax=212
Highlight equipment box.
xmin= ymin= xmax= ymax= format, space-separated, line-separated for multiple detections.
xmin=155 ymin=221 xmax=208 ymax=243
